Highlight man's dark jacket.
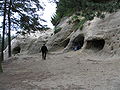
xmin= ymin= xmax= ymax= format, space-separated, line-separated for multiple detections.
xmin=41 ymin=45 xmax=48 ymax=53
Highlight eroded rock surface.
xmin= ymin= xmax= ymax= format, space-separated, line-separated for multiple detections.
xmin=47 ymin=10 xmax=120 ymax=58
xmin=4 ymin=30 xmax=53 ymax=59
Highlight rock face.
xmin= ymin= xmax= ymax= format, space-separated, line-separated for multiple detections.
xmin=4 ymin=30 xmax=53 ymax=59
xmin=27 ymin=30 xmax=53 ymax=54
xmin=82 ymin=11 xmax=120 ymax=57
xmin=47 ymin=17 xmax=75 ymax=51
xmin=4 ymin=10 xmax=120 ymax=59
xmin=47 ymin=10 xmax=120 ymax=58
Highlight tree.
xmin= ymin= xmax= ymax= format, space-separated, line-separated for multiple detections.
xmin=0 ymin=34 xmax=2 ymax=52
xmin=8 ymin=0 xmax=12 ymax=57
xmin=0 ymin=0 xmax=46 ymax=34
xmin=0 ymin=0 xmax=46 ymax=61
xmin=52 ymin=0 xmax=120 ymax=26
xmin=0 ymin=59 xmax=3 ymax=72
xmin=0 ymin=33 xmax=3 ymax=73
xmin=0 ymin=0 xmax=7 ymax=72
xmin=11 ymin=0 xmax=46 ymax=33
xmin=0 ymin=0 xmax=46 ymax=72
xmin=1 ymin=0 xmax=7 ymax=61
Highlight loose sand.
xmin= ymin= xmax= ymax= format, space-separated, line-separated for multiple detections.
xmin=0 ymin=51 xmax=120 ymax=90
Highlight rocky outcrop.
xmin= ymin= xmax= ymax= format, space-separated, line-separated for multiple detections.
xmin=81 ymin=11 xmax=120 ymax=57
xmin=47 ymin=17 xmax=75 ymax=51
xmin=4 ymin=10 xmax=120 ymax=59
xmin=4 ymin=30 xmax=53 ymax=59
xmin=4 ymin=35 xmax=36 ymax=59
xmin=27 ymin=37 xmax=46 ymax=54
xmin=63 ymin=29 xmax=85 ymax=52
xmin=47 ymin=10 xmax=120 ymax=58
xmin=27 ymin=29 xmax=53 ymax=54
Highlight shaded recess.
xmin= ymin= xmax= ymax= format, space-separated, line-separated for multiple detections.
xmin=12 ymin=46 xmax=21 ymax=54
xmin=85 ymin=39 xmax=105 ymax=51
xmin=63 ymin=38 xmax=70 ymax=48
xmin=72 ymin=34 xmax=84 ymax=50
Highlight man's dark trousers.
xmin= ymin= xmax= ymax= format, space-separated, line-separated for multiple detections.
xmin=42 ymin=52 xmax=46 ymax=60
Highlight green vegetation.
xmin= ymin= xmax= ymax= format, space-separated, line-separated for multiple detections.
xmin=54 ymin=27 xmax=62 ymax=34
xmin=0 ymin=0 xmax=46 ymax=34
xmin=0 ymin=0 xmax=46 ymax=63
xmin=68 ymin=15 xmax=87 ymax=30
xmin=52 ymin=0 xmax=120 ymax=29
xmin=74 ymin=18 xmax=86 ymax=31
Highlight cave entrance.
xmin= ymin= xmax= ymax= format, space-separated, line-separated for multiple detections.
xmin=85 ymin=39 xmax=105 ymax=51
xmin=72 ymin=34 xmax=84 ymax=50
xmin=12 ymin=46 xmax=21 ymax=55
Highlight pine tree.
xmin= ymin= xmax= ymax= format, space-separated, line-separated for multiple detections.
xmin=8 ymin=0 xmax=12 ymax=57
xmin=0 ymin=0 xmax=45 ymax=61
xmin=0 ymin=0 xmax=7 ymax=72
xmin=52 ymin=0 xmax=120 ymax=26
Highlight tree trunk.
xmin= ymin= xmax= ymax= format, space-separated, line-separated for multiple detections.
xmin=1 ymin=0 xmax=7 ymax=62
xmin=8 ymin=0 xmax=12 ymax=57
xmin=0 ymin=52 xmax=3 ymax=73
xmin=0 ymin=64 xmax=3 ymax=73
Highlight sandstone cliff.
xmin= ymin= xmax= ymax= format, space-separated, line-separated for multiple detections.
xmin=4 ymin=10 xmax=120 ymax=59
xmin=47 ymin=10 xmax=120 ymax=58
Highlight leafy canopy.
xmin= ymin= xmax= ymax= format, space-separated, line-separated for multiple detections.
xmin=52 ymin=0 xmax=120 ymax=26
xmin=0 ymin=0 xmax=47 ymax=34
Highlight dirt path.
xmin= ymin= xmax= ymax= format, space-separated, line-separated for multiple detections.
xmin=0 ymin=51 xmax=120 ymax=90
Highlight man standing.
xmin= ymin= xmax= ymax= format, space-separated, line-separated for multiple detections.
xmin=41 ymin=44 xmax=48 ymax=60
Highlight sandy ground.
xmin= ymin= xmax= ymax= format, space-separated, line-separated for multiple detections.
xmin=0 ymin=51 xmax=120 ymax=90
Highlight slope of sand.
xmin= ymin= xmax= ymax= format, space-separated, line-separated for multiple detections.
xmin=0 ymin=51 xmax=120 ymax=90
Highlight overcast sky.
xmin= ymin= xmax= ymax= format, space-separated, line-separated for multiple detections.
xmin=41 ymin=0 xmax=56 ymax=29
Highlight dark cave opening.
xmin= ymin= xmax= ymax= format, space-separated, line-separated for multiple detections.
xmin=85 ymin=39 xmax=105 ymax=51
xmin=63 ymin=39 xmax=70 ymax=48
xmin=72 ymin=35 xmax=84 ymax=50
xmin=12 ymin=46 xmax=21 ymax=55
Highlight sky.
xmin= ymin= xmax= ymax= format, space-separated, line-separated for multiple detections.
xmin=0 ymin=17 xmax=3 ymax=34
xmin=40 ymin=0 xmax=57 ymax=29
xmin=0 ymin=0 xmax=57 ymax=35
